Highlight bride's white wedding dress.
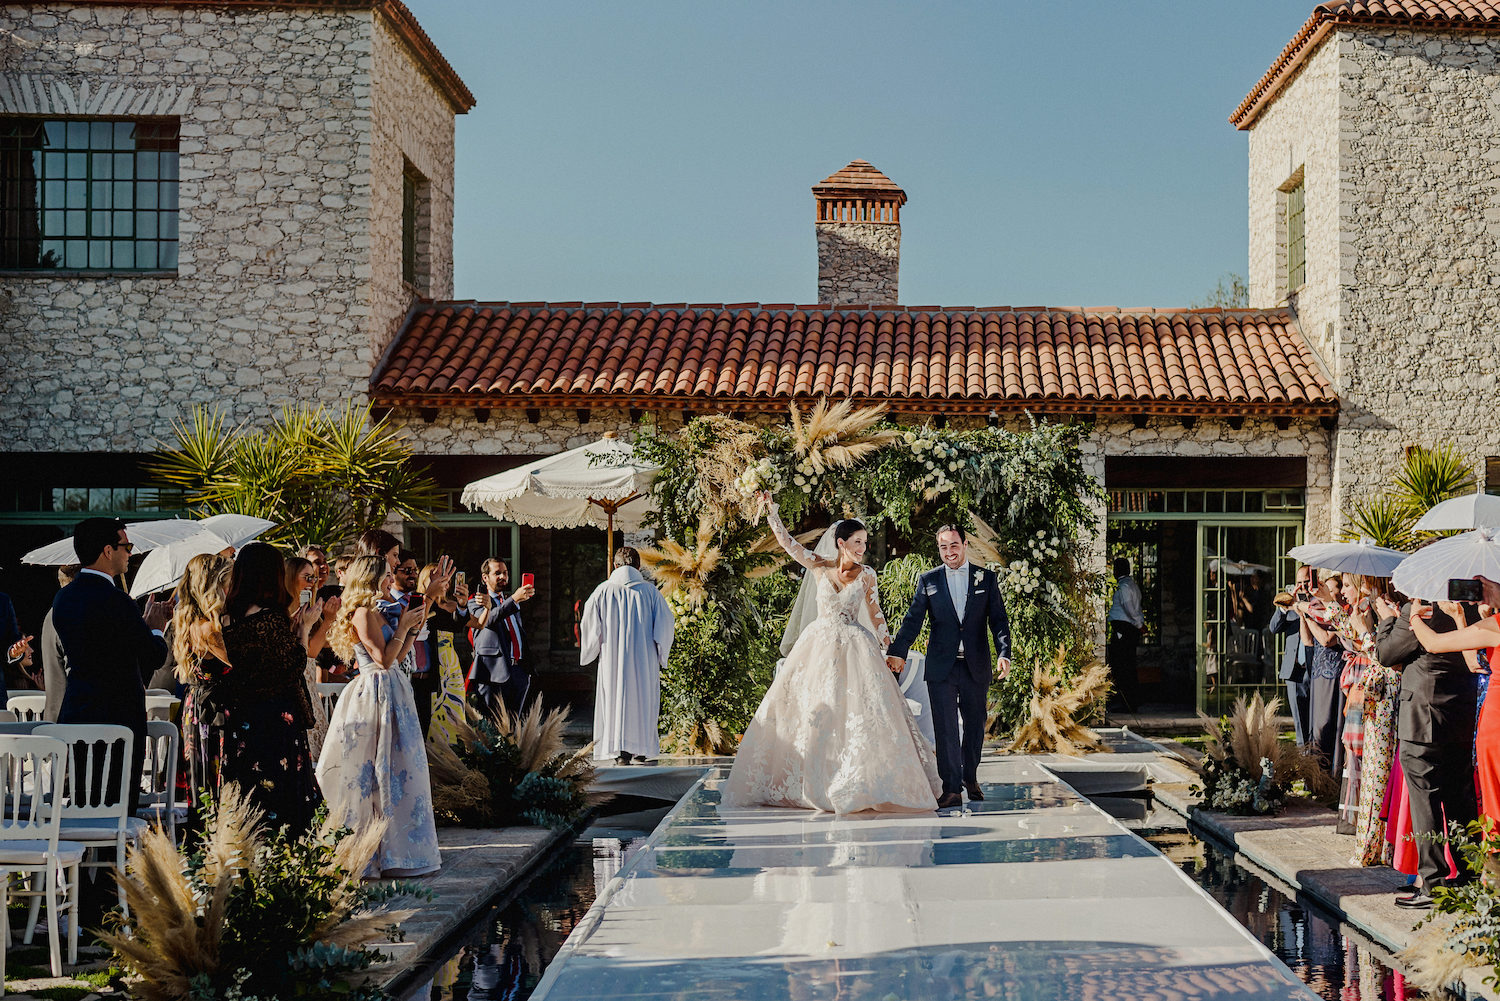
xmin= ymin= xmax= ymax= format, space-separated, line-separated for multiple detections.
xmin=720 ymin=507 xmax=941 ymax=814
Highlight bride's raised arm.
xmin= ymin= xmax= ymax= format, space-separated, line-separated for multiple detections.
xmin=860 ymin=566 xmax=893 ymax=649
xmin=762 ymin=497 xmax=833 ymax=572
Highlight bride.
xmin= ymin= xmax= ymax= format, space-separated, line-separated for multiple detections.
xmin=720 ymin=495 xmax=940 ymax=814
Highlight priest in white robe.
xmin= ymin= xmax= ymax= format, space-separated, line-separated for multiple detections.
xmin=582 ymin=546 xmax=676 ymax=764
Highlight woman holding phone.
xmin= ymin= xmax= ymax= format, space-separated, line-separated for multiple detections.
xmin=320 ymin=553 xmax=451 ymax=878
xmin=418 ymin=562 xmax=469 ymax=742
xmin=286 ymin=556 xmax=340 ymax=761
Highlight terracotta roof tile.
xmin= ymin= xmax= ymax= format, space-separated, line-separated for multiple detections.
xmin=812 ymin=159 xmax=907 ymax=196
xmin=1232 ymin=1 xmax=1500 ymax=127
xmin=370 ymin=303 xmax=1338 ymax=417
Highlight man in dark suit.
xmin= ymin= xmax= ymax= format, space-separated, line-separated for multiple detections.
xmin=1375 ymin=594 xmax=1480 ymax=908
xmin=467 ymin=557 xmax=535 ymax=717
xmin=1268 ymin=565 xmax=1314 ymax=747
xmin=887 ymin=524 xmax=1011 ymax=809
xmin=54 ymin=518 xmax=170 ymax=812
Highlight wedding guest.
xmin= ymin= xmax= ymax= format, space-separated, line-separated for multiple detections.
xmin=1106 ymin=558 xmax=1144 ymax=707
xmin=1268 ymin=566 xmax=1313 ymax=746
xmin=55 ymin=517 xmax=171 ymax=812
xmin=320 ymin=554 xmax=445 ymax=877
xmin=468 ymin=558 xmax=534 ymax=717
xmin=41 ymin=564 xmax=78 ymax=721
xmin=1333 ymin=574 xmax=1379 ymax=835
xmin=171 ymin=553 xmax=233 ymax=830
xmin=302 ymin=545 xmax=331 ymax=590
xmin=286 ymin=555 xmax=339 ymax=761
xmin=582 ymin=547 xmax=676 ymax=765
xmin=1345 ymin=576 xmax=1400 ymax=868
xmin=0 ymin=583 xmax=31 ymax=702
xmin=219 ymin=542 xmax=322 ymax=835
xmin=1297 ymin=572 xmax=1345 ymax=769
xmin=416 ymin=561 xmax=469 ymax=740
xmin=1376 ymin=590 xmax=1480 ymax=907
xmin=356 ymin=528 xmax=402 ymax=571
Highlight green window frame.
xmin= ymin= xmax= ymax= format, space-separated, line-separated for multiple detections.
xmin=0 ymin=117 xmax=179 ymax=272
xmin=1286 ymin=181 xmax=1305 ymax=291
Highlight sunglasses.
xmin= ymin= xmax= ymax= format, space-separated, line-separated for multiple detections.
xmin=111 ymin=541 xmax=135 ymax=553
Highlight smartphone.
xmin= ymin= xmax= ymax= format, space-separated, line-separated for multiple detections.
xmin=1449 ymin=578 xmax=1485 ymax=602
xmin=521 ymin=572 xmax=534 ymax=589
xmin=408 ymin=593 xmax=425 ymax=608
xmin=455 ymin=570 xmax=467 ymax=592
xmin=299 ymin=588 xmax=312 ymax=607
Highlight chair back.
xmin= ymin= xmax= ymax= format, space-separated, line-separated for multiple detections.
xmin=315 ymin=682 xmax=346 ymax=718
xmin=6 ymin=694 xmax=46 ymax=722
xmin=140 ymin=720 xmax=180 ymax=811
xmin=0 ymin=709 xmax=16 ymax=723
xmin=0 ymin=734 xmax=66 ymax=852
xmin=144 ymin=689 xmax=175 ymax=698
xmin=0 ymin=722 xmax=43 ymax=735
xmin=144 ymin=695 xmax=180 ymax=722
xmin=33 ymin=723 xmax=134 ymax=822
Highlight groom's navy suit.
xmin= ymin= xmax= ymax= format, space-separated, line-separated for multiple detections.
xmin=889 ymin=563 xmax=1010 ymax=797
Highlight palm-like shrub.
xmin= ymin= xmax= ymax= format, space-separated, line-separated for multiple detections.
xmin=1340 ymin=442 xmax=1478 ymax=546
xmin=1341 ymin=494 xmax=1419 ymax=549
xmin=149 ymin=403 xmax=442 ymax=551
xmin=101 ymin=785 xmax=424 ymax=1001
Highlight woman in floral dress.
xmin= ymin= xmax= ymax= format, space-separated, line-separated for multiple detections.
xmin=1344 ymin=576 xmax=1398 ymax=867
xmin=171 ymin=552 xmax=233 ymax=835
xmin=219 ymin=542 xmax=323 ymax=835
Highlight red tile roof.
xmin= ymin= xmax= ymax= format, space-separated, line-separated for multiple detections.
xmin=68 ymin=0 xmax=475 ymax=112
xmin=370 ymin=302 xmax=1338 ymax=418
xmin=1232 ymin=1 xmax=1500 ymax=128
xmin=813 ymin=160 xmax=907 ymax=200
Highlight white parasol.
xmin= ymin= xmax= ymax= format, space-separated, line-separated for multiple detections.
xmin=1286 ymin=538 xmax=1408 ymax=577
xmin=460 ymin=432 xmax=658 ymax=555
xmin=22 ymin=518 xmax=213 ymax=566
xmin=129 ymin=530 xmax=234 ymax=598
xmin=1392 ymin=528 xmax=1500 ymax=601
xmin=1414 ymin=488 xmax=1500 ymax=532
xmin=195 ymin=513 xmax=276 ymax=549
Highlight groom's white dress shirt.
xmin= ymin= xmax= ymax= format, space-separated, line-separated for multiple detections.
xmin=946 ymin=562 xmax=968 ymax=655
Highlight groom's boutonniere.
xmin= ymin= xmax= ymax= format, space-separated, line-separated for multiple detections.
xmin=972 ymin=569 xmax=983 ymax=587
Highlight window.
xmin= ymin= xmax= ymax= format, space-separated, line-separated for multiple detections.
xmin=1285 ymin=179 xmax=1305 ymax=291
xmin=1487 ymin=457 xmax=1500 ymax=496
xmin=0 ymin=117 xmax=179 ymax=272
xmin=402 ymin=167 xmax=418 ymax=286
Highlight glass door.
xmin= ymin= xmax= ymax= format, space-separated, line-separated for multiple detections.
xmin=1197 ymin=521 xmax=1303 ymax=716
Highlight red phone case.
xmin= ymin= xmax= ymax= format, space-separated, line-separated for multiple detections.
xmin=522 ymin=573 xmax=534 ymax=588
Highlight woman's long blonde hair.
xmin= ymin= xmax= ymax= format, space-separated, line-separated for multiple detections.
xmin=330 ymin=555 xmax=384 ymax=663
xmin=171 ymin=553 xmax=233 ymax=682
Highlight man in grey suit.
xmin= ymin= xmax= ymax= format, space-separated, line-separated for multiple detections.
xmin=467 ymin=557 xmax=535 ymax=716
xmin=1267 ymin=566 xmax=1313 ymax=746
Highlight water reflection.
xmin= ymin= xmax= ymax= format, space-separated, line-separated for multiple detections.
xmin=405 ymin=806 xmax=670 ymax=1001
xmin=1148 ymin=832 xmax=1426 ymax=1001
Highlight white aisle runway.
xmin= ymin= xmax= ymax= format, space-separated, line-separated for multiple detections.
xmin=533 ymin=756 xmax=1317 ymax=1000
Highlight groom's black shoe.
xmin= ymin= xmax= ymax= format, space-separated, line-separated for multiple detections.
xmin=965 ymin=783 xmax=985 ymax=801
xmin=936 ymin=792 xmax=963 ymax=810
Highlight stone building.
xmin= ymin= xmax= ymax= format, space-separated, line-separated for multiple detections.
xmin=0 ymin=0 xmax=1490 ymax=712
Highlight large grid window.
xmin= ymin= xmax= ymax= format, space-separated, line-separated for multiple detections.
xmin=0 ymin=117 xmax=179 ymax=272
xmin=1285 ymin=180 xmax=1305 ymax=291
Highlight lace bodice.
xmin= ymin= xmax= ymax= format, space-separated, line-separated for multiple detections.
xmin=766 ymin=505 xmax=891 ymax=647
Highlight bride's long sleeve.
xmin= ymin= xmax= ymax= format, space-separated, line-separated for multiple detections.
xmin=861 ymin=566 xmax=892 ymax=649
xmin=765 ymin=503 xmax=831 ymax=571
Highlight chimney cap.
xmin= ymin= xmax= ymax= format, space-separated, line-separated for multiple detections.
xmin=812 ymin=159 xmax=907 ymax=205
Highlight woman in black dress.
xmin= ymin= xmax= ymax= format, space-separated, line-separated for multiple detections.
xmin=171 ymin=552 xmax=233 ymax=835
xmin=219 ymin=542 xmax=323 ymax=835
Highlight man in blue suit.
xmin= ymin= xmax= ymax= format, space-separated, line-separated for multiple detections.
xmin=1268 ymin=565 xmax=1314 ymax=747
xmin=467 ymin=557 xmax=535 ymax=717
xmin=53 ymin=518 xmax=170 ymax=812
xmin=887 ymin=524 xmax=1011 ymax=809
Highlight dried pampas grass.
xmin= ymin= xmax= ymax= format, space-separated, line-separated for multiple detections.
xmin=1199 ymin=693 xmax=1337 ymax=799
xmin=788 ymin=397 xmax=902 ymax=475
xmin=638 ymin=511 xmax=723 ymax=607
xmin=1005 ymin=648 xmax=1112 ymax=755
xmin=663 ymin=717 xmax=739 ymax=756
xmin=1398 ymin=914 xmax=1470 ymax=999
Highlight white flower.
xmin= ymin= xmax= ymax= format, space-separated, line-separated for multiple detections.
xmin=972 ymin=569 xmax=983 ymax=586
xmin=1035 ymin=530 xmax=1045 ymax=539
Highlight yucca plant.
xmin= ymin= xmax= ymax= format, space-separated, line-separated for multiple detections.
xmin=1339 ymin=494 xmax=1418 ymax=549
xmin=100 ymin=785 xmax=422 ymax=1001
xmin=1394 ymin=442 xmax=1476 ymax=514
xmin=1005 ymin=647 xmax=1111 ymax=756
xmin=150 ymin=402 xmax=442 ymax=550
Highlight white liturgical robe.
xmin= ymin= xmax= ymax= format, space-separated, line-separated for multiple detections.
xmin=582 ymin=565 xmax=676 ymax=760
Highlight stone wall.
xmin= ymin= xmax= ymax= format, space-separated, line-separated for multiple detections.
xmin=816 ymin=222 xmax=900 ymax=305
xmin=0 ymin=3 xmax=454 ymax=453
xmin=1332 ymin=28 xmax=1500 ymax=512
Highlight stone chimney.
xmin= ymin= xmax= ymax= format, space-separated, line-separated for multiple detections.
xmin=813 ymin=159 xmax=906 ymax=305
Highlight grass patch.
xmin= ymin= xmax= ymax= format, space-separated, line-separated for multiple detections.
xmin=29 ymin=987 xmax=92 ymax=1001
xmin=75 ymin=966 xmax=124 ymax=988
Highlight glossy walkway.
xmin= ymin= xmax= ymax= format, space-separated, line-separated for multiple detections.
xmin=532 ymin=756 xmax=1317 ymax=1000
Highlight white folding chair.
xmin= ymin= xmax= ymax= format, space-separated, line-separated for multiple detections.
xmin=144 ymin=695 xmax=180 ymax=722
xmin=0 ymin=710 xmax=16 ymax=724
xmin=137 ymin=720 xmax=180 ymax=844
xmin=316 ymin=682 xmax=347 ymax=720
xmin=5 ymin=695 xmax=46 ymax=723
xmin=33 ymin=723 xmax=145 ymax=919
xmin=0 ymin=734 xmax=82 ymax=980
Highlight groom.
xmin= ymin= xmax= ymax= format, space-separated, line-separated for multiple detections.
xmin=887 ymin=524 xmax=1011 ymax=809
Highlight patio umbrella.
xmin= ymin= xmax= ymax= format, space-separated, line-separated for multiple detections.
xmin=1286 ymin=538 xmax=1408 ymax=577
xmin=1393 ymin=528 xmax=1500 ymax=601
xmin=460 ymin=432 xmax=659 ymax=556
xmin=129 ymin=529 xmax=234 ymax=598
xmin=21 ymin=518 xmax=213 ymax=566
xmin=195 ymin=513 xmax=276 ymax=549
xmin=1413 ymin=487 xmax=1500 ymax=532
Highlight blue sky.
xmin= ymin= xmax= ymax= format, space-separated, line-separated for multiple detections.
xmin=405 ymin=1 xmax=1315 ymax=308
